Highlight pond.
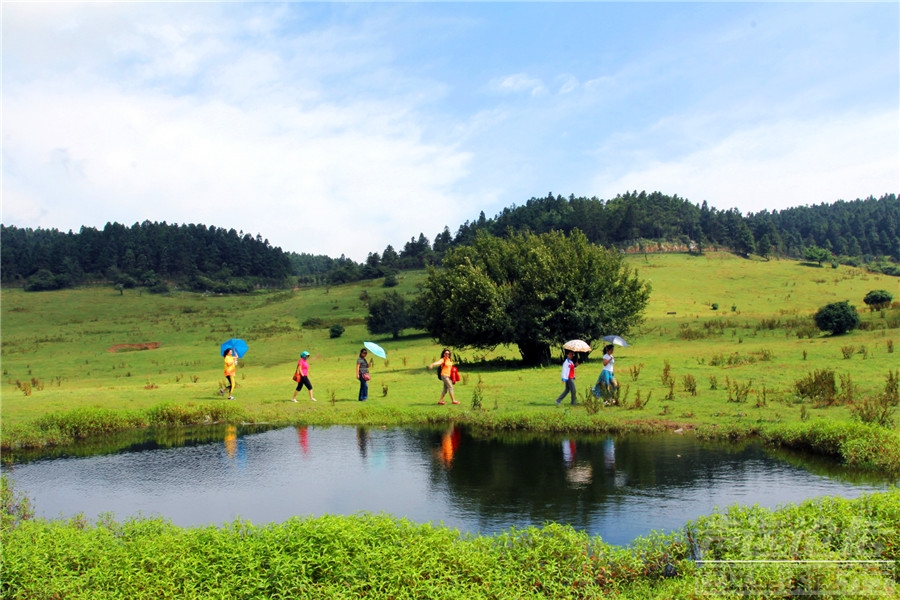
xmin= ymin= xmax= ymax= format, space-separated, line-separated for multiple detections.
xmin=3 ymin=425 xmax=893 ymax=546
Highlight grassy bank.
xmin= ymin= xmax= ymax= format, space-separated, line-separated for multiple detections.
xmin=3 ymin=252 xmax=898 ymax=470
xmin=2 ymin=476 xmax=897 ymax=599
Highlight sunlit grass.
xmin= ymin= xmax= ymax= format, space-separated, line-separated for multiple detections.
xmin=2 ymin=253 xmax=898 ymax=463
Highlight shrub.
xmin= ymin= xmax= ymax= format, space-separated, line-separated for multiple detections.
xmin=794 ymin=369 xmax=837 ymax=406
xmin=329 ymin=324 xmax=345 ymax=338
xmin=682 ymin=374 xmax=697 ymax=396
xmin=851 ymin=370 xmax=900 ymax=427
xmin=863 ymin=289 xmax=893 ymax=311
xmin=814 ymin=301 xmax=860 ymax=335
xmin=1 ymin=475 xmax=35 ymax=531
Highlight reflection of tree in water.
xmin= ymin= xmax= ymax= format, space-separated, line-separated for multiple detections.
xmin=415 ymin=429 xmax=765 ymax=529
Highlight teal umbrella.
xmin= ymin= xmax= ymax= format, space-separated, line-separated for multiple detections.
xmin=363 ymin=341 xmax=386 ymax=359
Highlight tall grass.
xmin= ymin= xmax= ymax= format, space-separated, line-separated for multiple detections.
xmin=3 ymin=486 xmax=897 ymax=599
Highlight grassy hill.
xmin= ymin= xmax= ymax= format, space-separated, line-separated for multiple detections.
xmin=1 ymin=252 xmax=898 ymax=452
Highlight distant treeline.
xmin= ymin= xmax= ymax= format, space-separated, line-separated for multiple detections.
xmin=1 ymin=221 xmax=292 ymax=292
xmin=293 ymin=191 xmax=900 ymax=284
xmin=2 ymin=192 xmax=897 ymax=291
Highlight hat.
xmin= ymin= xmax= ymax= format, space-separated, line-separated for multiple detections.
xmin=300 ymin=351 xmax=310 ymax=358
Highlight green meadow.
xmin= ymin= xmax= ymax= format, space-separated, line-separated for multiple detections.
xmin=2 ymin=252 xmax=898 ymax=457
xmin=3 ymin=252 xmax=900 ymax=599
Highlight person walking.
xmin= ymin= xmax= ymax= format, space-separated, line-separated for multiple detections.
xmin=429 ymin=349 xmax=459 ymax=405
xmin=223 ymin=348 xmax=237 ymax=400
xmin=599 ymin=344 xmax=618 ymax=393
xmin=555 ymin=350 xmax=577 ymax=406
xmin=291 ymin=351 xmax=317 ymax=402
xmin=356 ymin=348 xmax=370 ymax=401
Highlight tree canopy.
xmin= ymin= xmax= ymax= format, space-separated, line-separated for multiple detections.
xmin=417 ymin=229 xmax=651 ymax=365
xmin=813 ymin=301 xmax=860 ymax=336
xmin=365 ymin=291 xmax=420 ymax=339
xmin=1 ymin=221 xmax=292 ymax=291
xmin=863 ymin=290 xmax=893 ymax=311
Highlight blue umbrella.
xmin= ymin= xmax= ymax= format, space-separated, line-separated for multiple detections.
xmin=363 ymin=341 xmax=387 ymax=359
xmin=221 ymin=338 xmax=249 ymax=358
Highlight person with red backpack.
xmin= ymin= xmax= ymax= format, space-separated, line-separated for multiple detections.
xmin=555 ymin=350 xmax=578 ymax=406
xmin=429 ymin=349 xmax=459 ymax=405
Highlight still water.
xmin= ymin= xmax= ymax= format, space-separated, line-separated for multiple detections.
xmin=4 ymin=426 xmax=892 ymax=546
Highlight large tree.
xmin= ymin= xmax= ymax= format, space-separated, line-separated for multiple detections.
xmin=417 ymin=229 xmax=651 ymax=365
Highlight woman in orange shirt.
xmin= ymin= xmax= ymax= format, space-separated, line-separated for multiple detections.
xmin=223 ymin=348 xmax=237 ymax=400
xmin=429 ymin=349 xmax=458 ymax=406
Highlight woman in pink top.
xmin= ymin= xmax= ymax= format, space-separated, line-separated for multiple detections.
xmin=291 ymin=351 xmax=317 ymax=402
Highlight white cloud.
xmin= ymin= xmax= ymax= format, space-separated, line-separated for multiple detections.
xmin=2 ymin=2 xmax=897 ymax=263
xmin=492 ymin=73 xmax=546 ymax=96
xmin=592 ymin=110 xmax=899 ymax=213
xmin=1 ymin=4 xmax=479 ymax=261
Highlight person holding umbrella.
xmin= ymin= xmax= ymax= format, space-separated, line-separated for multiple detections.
xmin=599 ymin=344 xmax=618 ymax=393
xmin=555 ymin=350 xmax=578 ymax=406
xmin=223 ymin=348 xmax=237 ymax=400
xmin=291 ymin=351 xmax=317 ymax=403
xmin=356 ymin=347 xmax=370 ymax=401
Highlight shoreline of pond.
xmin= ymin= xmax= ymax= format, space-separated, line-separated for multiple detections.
xmin=3 ymin=402 xmax=900 ymax=477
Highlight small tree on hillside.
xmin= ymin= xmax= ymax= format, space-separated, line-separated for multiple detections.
xmin=863 ymin=289 xmax=893 ymax=311
xmin=366 ymin=291 xmax=416 ymax=339
xmin=803 ymin=246 xmax=831 ymax=266
xmin=814 ymin=301 xmax=860 ymax=336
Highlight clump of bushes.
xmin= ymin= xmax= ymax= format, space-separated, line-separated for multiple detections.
xmin=814 ymin=300 xmax=860 ymax=335
xmin=863 ymin=289 xmax=893 ymax=311
xmin=850 ymin=370 xmax=900 ymax=428
xmin=794 ymin=369 xmax=837 ymax=405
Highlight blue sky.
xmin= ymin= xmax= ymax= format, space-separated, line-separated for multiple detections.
xmin=3 ymin=2 xmax=897 ymax=261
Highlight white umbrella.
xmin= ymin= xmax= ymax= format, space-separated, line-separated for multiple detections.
xmin=602 ymin=335 xmax=629 ymax=347
xmin=563 ymin=339 xmax=591 ymax=352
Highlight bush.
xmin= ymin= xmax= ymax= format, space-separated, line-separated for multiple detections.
xmin=814 ymin=300 xmax=860 ymax=335
xmin=850 ymin=370 xmax=900 ymax=427
xmin=148 ymin=281 xmax=170 ymax=294
xmin=329 ymin=324 xmax=345 ymax=338
xmin=864 ymin=289 xmax=893 ymax=311
xmin=1 ymin=475 xmax=34 ymax=530
xmin=24 ymin=269 xmax=71 ymax=291
xmin=794 ymin=369 xmax=836 ymax=405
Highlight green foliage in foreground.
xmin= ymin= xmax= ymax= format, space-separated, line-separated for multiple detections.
xmin=2 ymin=484 xmax=897 ymax=599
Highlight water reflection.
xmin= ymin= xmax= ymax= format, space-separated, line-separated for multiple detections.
xmin=3 ymin=426 xmax=892 ymax=547
xmin=438 ymin=426 xmax=462 ymax=468
xmin=356 ymin=427 xmax=368 ymax=458
xmin=296 ymin=427 xmax=309 ymax=455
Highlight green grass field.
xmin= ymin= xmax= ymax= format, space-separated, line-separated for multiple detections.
xmin=3 ymin=252 xmax=899 ymax=599
xmin=2 ymin=252 xmax=898 ymax=451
